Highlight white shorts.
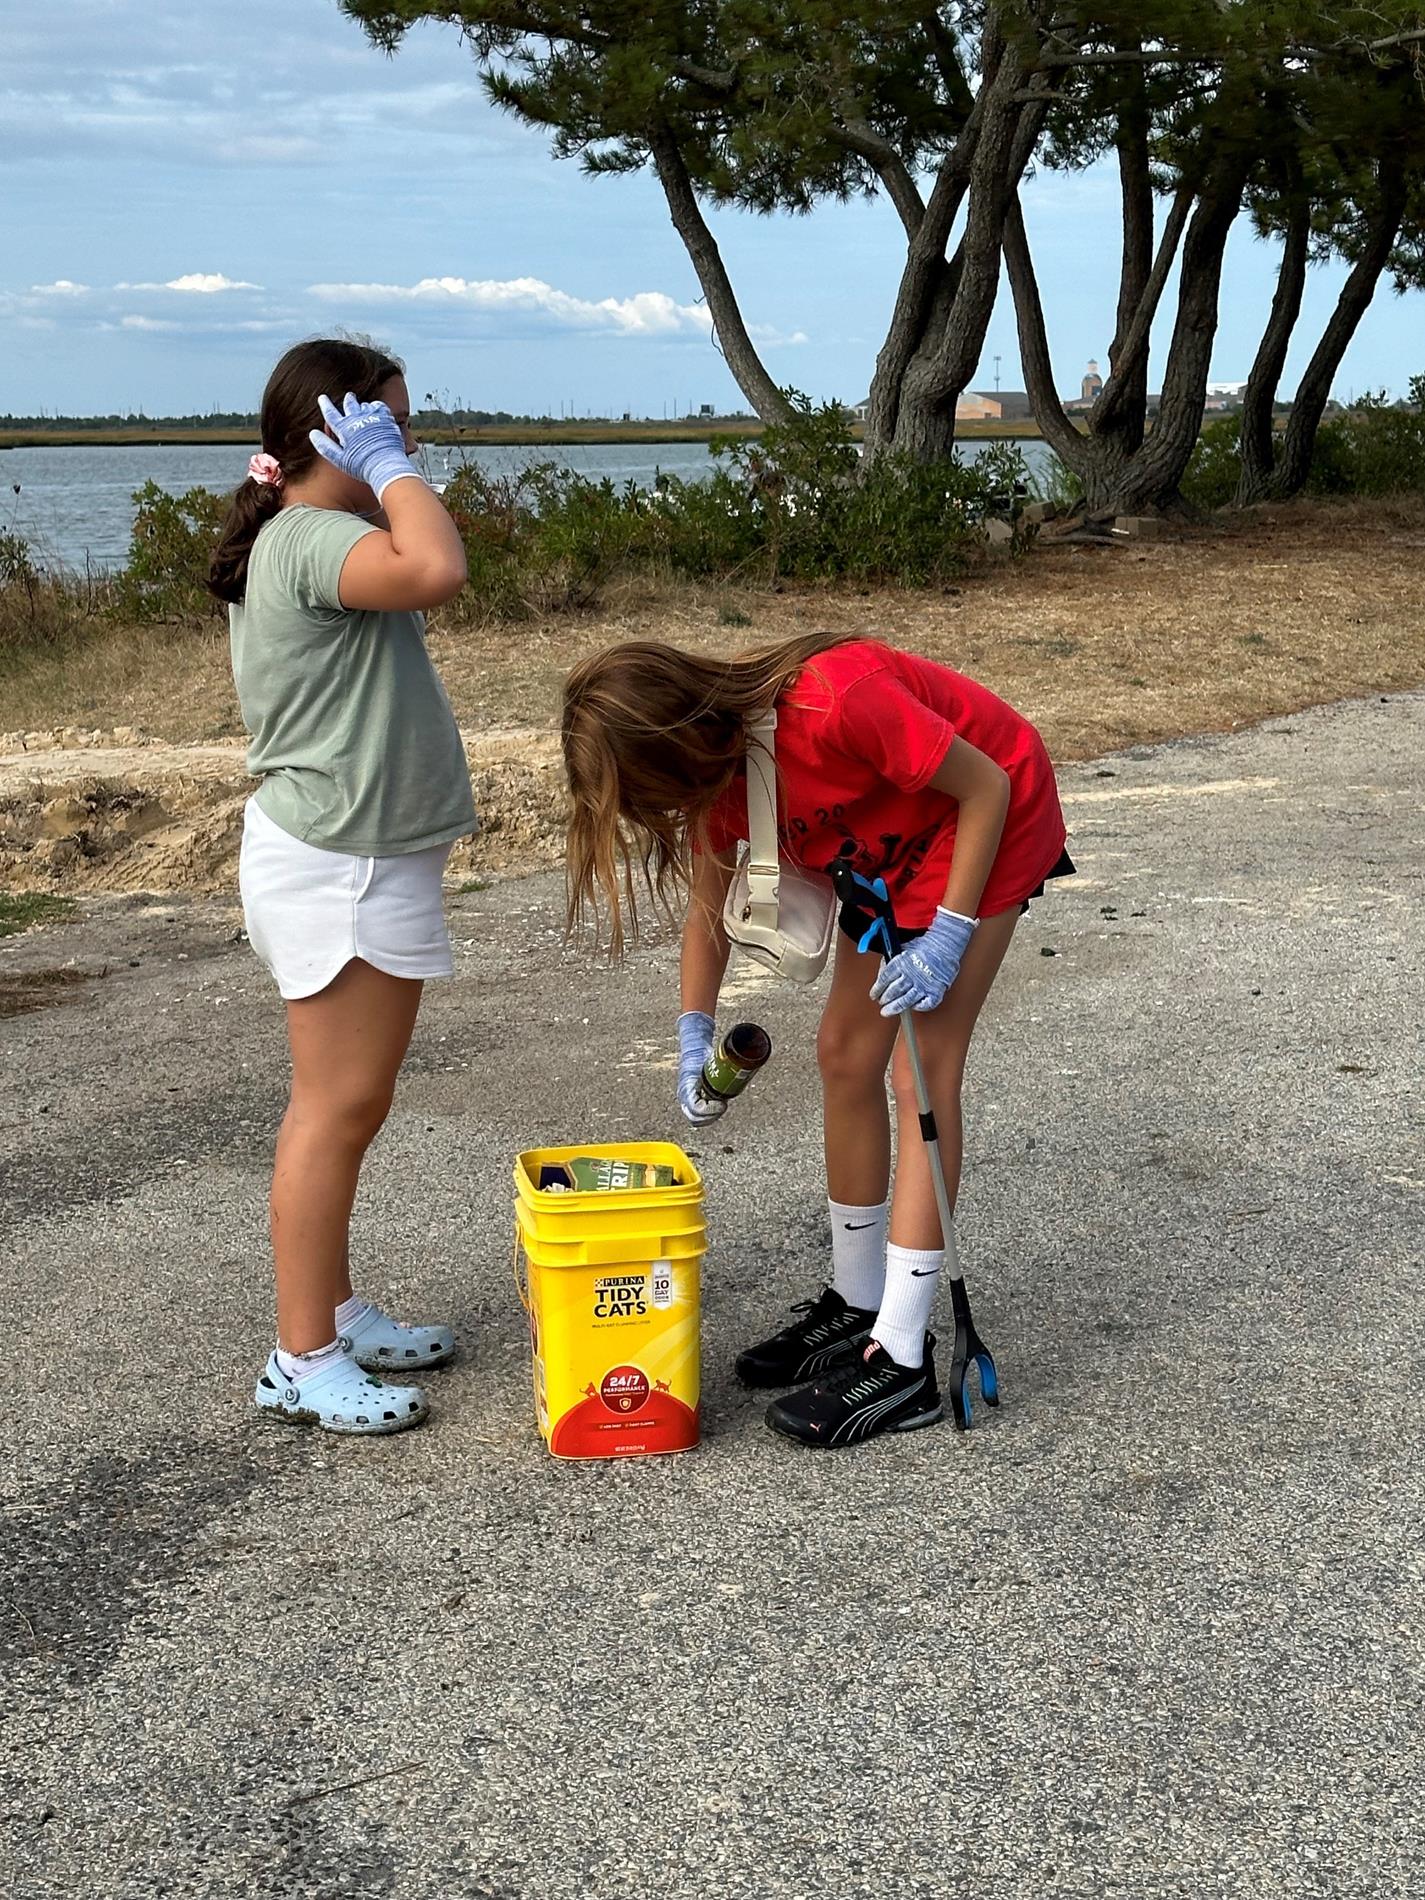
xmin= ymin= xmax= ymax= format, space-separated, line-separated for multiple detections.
xmin=239 ymin=797 xmax=454 ymax=1001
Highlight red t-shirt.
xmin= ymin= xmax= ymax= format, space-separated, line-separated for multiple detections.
xmin=706 ymin=640 xmax=1066 ymax=925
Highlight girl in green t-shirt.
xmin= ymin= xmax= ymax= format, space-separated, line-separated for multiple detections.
xmin=210 ymin=337 xmax=476 ymax=1436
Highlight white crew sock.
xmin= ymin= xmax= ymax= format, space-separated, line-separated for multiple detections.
xmin=828 ymin=1198 xmax=889 ymax=1311
xmin=334 ymin=1294 xmax=373 ymax=1331
xmin=873 ymin=1240 xmax=949 ymax=1368
xmin=274 ymin=1336 xmax=345 ymax=1382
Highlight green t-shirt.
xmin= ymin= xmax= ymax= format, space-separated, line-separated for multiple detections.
xmin=230 ymin=506 xmax=476 ymax=856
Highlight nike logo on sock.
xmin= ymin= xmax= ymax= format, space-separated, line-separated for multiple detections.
xmin=909 ymin=1267 xmax=940 ymax=1277
xmin=844 ymin=1222 xmax=878 ymax=1231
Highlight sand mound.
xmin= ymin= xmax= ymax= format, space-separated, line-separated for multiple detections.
xmin=0 ymin=727 xmax=567 ymax=895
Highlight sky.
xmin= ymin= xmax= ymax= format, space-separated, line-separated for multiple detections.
xmin=3 ymin=0 xmax=1420 ymax=419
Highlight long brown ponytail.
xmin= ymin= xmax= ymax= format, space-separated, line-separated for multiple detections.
xmin=207 ymin=336 xmax=402 ymax=604
xmin=562 ymin=631 xmax=852 ymax=955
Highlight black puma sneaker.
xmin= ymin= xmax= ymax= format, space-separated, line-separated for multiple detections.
xmin=765 ymin=1336 xmax=943 ymax=1447
xmin=734 ymin=1286 xmax=877 ymax=1388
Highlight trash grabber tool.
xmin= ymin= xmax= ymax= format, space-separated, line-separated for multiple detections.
xmin=828 ymin=851 xmax=1000 ymax=1431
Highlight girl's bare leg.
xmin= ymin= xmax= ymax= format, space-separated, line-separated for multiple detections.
xmin=272 ymin=959 xmax=424 ymax=1354
xmin=886 ymin=909 xmax=1019 ymax=1250
xmin=817 ymin=929 xmax=901 ymax=1204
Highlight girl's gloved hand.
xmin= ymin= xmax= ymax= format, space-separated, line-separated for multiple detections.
xmin=676 ymin=1009 xmax=726 ymax=1125
xmin=870 ymin=908 xmax=977 ymax=1017
xmin=309 ymin=392 xmax=421 ymax=501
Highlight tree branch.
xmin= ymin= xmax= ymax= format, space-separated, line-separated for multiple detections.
xmin=1041 ymin=27 xmax=1425 ymax=69
xmin=1002 ymin=198 xmax=1086 ymax=465
xmin=920 ymin=12 xmax=976 ymax=118
xmin=1040 ymin=48 xmax=1226 ymax=69
xmin=645 ymin=123 xmax=792 ymax=425
xmin=1108 ymin=51 xmax=1153 ymax=452
xmin=830 ymin=116 xmax=926 ymax=236
xmin=1236 ymin=181 xmax=1310 ymax=502
xmin=1089 ymin=182 xmax=1194 ymax=431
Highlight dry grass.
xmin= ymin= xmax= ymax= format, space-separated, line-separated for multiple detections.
xmin=2 ymin=617 xmax=241 ymax=741
xmin=4 ymin=497 xmax=1423 ymax=760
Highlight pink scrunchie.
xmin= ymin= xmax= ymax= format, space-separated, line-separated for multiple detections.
xmin=248 ymin=452 xmax=283 ymax=487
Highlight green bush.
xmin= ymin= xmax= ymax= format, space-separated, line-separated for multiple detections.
xmin=1309 ymin=380 xmax=1425 ymax=496
xmin=1181 ymin=377 xmax=1425 ymax=508
xmin=1180 ymin=415 xmax=1244 ymax=511
xmin=1029 ymin=453 xmax=1085 ymax=512
xmin=439 ymin=399 xmax=1018 ymax=617
xmin=111 ymin=480 xmax=227 ymax=622
xmin=681 ymin=399 xmax=1015 ymax=585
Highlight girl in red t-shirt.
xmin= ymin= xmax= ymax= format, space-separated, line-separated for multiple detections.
xmin=563 ymin=634 xmax=1070 ymax=1447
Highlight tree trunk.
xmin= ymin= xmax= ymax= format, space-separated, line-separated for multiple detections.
xmin=1101 ymin=163 xmax=1249 ymax=515
xmin=1088 ymin=184 xmax=1193 ymax=437
xmin=909 ymin=74 xmax=1044 ymax=419
xmin=863 ymin=58 xmax=1001 ymax=452
xmin=647 ymin=124 xmax=793 ymax=426
xmin=1001 ymin=198 xmax=1086 ymax=467
xmin=1235 ymin=197 xmax=1311 ymax=505
xmin=880 ymin=385 xmax=960 ymax=461
xmin=864 ymin=11 xmax=1047 ymax=460
xmin=1271 ymin=168 xmax=1408 ymax=499
xmin=1107 ymin=61 xmax=1152 ymax=455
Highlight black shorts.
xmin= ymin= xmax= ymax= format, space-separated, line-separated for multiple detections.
xmin=836 ymin=845 xmax=1077 ymax=945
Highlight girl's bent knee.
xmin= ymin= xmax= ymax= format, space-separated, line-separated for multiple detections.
xmin=816 ymin=1017 xmax=890 ymax=1091
xmin=890 ymin=1045 xmax=964 ymax=1116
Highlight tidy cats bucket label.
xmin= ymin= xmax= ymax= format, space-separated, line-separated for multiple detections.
xmin=515 ymin=1141 xmax=704 ymax=1461
xmin=530 ymin=1255 xmax=701 ymax=1459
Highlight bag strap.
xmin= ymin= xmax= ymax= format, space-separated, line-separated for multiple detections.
xmin=743 ymin=710 xmax=781 ymax=925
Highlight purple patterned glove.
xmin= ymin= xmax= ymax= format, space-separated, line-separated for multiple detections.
xmin=870 ymin=908 xmax=977 ymax=1016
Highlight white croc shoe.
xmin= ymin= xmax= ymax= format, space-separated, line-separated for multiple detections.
xmin=340 ymin=1301 xmax=456 ymax=1374
xmin=254 ymin=1350 xmax=429 ymax=1435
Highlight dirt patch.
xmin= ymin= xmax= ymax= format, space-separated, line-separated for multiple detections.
xmin=0 ymin=729 xmax=563 ymax=896
xmin=0 ymin=966 xmax=90 ymax=1019
xmin=1 ymin=498 xmax=1422 ymax=898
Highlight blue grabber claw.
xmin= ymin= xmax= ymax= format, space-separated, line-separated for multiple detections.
xmin=947 ymin=1320 xmax=1000 ymax=1432
xmin=857 ymin=918 xmax=890 ymax=956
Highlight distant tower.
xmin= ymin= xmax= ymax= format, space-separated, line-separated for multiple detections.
xmin=1082 ymin=359 xmax=1103 ymax=403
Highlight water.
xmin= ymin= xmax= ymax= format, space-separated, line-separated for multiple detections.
xmin=0 ymin=436 xmax=1056 ymax=571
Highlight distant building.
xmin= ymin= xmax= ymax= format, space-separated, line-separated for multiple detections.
xmin=993 ymin=390 xmax=1035 ymax=422
xmin=1064 ymin=359 xmax=1104 ymax=412
xmin=846 ymin=389 xmax=1033 ymax=424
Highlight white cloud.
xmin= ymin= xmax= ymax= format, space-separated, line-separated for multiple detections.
xmin=120 ymin=314 xmax=180 ymax=331
xmin=306 ymin=274 xmax=714 ymax=337
xmin=31 ymin=279 xmax=89 ymax=296
xmin=166 ymin=271 xmax=260 ymax=293
xmin=116 ymin=272 xmax=260 ymax=293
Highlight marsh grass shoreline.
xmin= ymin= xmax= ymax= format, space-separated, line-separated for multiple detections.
xmin=0 ymin=419 xmax=1048 ymax=451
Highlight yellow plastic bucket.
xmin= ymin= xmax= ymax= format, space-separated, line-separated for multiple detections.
xmin=514 ymin=1142 xmax=703 ymax=1460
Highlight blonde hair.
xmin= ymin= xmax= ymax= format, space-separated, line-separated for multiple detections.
xmin=562 ymin=632 xmax=851 ymax=955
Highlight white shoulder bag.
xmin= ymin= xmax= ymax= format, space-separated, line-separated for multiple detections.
xmin=721 ymin=710 xmax=838 ymax=984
